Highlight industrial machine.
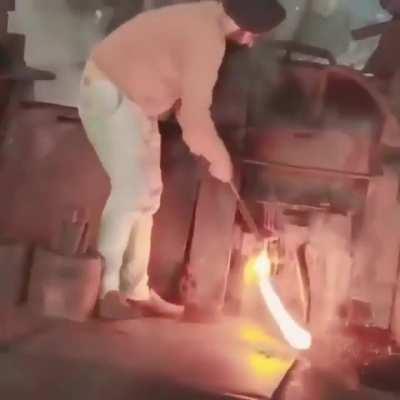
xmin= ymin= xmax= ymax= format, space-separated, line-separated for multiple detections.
xmin=157 ymin=39 xmax=400 ymax=336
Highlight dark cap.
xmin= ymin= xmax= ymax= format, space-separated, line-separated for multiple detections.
xmin=222 ymin=0 xmax=286 ymax=33
xmin=380 ymin=0 xmax=400 ymax=17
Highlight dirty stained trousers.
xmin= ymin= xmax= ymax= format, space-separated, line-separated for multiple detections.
xmin=78 ymin=61 xmax=162 ymax=301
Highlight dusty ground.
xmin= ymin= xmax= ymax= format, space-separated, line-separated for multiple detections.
xmin=0 ymin=309 xmax=294 ymax=399
xmin=1 ymin=309 xmax=399 ymax=400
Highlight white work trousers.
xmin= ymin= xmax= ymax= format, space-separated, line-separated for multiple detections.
xmin=78 ymin=63 xmax=163 ymax=301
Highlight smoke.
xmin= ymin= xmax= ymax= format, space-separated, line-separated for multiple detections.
xmin=8 ymin=0 xmax=113 ymax=106
xmin=273 ymin=0 xmax=391 ymax=70
xmin=7 ymin=0 xmax=391 ymax=107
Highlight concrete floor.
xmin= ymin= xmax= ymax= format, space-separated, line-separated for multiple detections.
xmin=1 ymin=309 xmax=400 ymax=400
xmin=0 ymin=309 xmax=295 ymax=400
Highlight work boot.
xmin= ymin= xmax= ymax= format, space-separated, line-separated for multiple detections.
xmin=128 ymin=290 xmax=184 ymax=319
xmin=98 ymin=291 xmax=143 ymax=320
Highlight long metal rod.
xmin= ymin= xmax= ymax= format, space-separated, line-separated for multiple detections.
xmin=242 ymin=158 xmax=374 ymax=180
xmin=229 ymin=181 xmax=262 ymax=241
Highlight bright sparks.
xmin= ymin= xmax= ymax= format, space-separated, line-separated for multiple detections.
xmin=249 ymin=250 xmax=312 ymax=351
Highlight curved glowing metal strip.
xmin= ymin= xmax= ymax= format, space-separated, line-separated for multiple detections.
xmin=255 ymin=251 xmax=312 ymax=350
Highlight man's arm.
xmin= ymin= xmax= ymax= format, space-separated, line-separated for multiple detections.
xmin=176 ymin=31 xmax=232 ymax=182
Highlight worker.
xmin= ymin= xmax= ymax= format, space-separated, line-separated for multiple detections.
xmin=78 ymin=0 xmax=286 ymax=320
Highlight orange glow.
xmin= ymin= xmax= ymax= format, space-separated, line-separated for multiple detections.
xmin=248 ymin=250 xmax=312 ymax=350
xmin=239 ymin=324 xmax=290 ymax=353
xmin=248 ymin=353 xmax=292 ymax=378
xmin=240 ymin=325 xmax=277 ymax=346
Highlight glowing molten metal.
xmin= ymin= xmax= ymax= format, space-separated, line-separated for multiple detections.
xmin=252 ymin=250 xmax=312 ymax=351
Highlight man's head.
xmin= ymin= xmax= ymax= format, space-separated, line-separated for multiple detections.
xmin=380 ymin=0 xmax=400 ymax=18
xmin=221 ymin=0 xmax=286 ymax=46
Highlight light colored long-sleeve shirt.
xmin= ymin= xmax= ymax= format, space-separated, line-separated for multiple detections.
xmin=91 ymin=1 xmax=228 ymax=164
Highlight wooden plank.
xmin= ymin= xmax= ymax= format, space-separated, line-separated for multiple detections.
xmin=149 ymin=128 xmax=200 ymax=301
xmin=184 ymin=174 xmax=238 ymax=318
xmin=349 ymin=168 xmax=400 ymax=328
xmin=0 ymin=99 xmax=109 ymax=251
xmin=307 ymin=213 xmax=352 ymax=331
